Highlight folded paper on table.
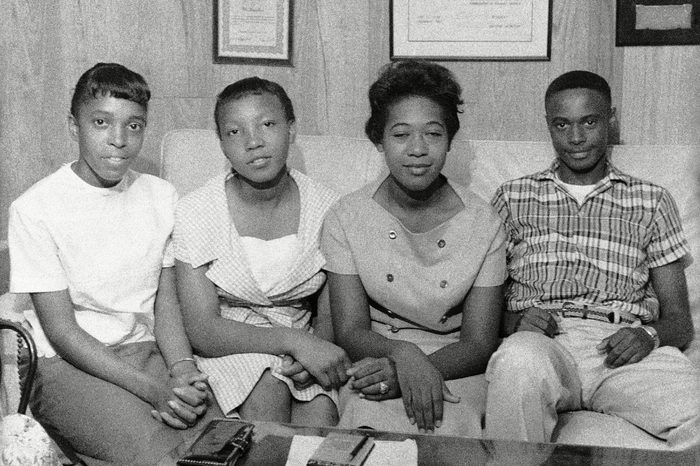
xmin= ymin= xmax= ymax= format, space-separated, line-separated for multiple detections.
xmin=285 ymin=435 xmax=417 ymax=466
xmin=306 ymin=432 xmax=374 ymax=466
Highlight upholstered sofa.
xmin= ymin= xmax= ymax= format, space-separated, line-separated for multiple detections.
xmin=162 ymin=130 xmax=700 ymax=450
xmin=2 ymin=129 xmax=698 ymax=453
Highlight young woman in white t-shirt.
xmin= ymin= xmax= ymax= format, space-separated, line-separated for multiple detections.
xmin=8 ymin=63 xmax=213 ymax=464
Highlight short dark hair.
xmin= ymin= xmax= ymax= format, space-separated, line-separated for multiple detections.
xmin=545 ymin=70 xmax=611 ymax=107
xmin=214 ymin=77 xmax=295 ymax=138
xmin=365 ymin=60 xmax=463 ymax=145
xmin=70 ymin=63 xmax=150 ymax=118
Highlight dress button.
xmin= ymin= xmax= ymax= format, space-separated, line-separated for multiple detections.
xmin=387 ymin=274 xmax=394 ymax=282
xmin=440 ymin=280 xmax=447 ymax=288
xmin=438 ymin=239 xmax=446 ymax=248
xmin=389 ymin=231 xmax=397 ymax=239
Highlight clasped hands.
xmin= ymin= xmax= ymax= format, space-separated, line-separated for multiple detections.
xmin=275 ymin=354 xmax=398 ymax=397
xmin=514 ymin=307 xmax=656 ymax=367
xmin=150 ymin=368 xmax=211 ymax=430
xmin=278 ymin=342 xmax=459 ymax=433
xmin=346 ymin=347 xmax=460 ymax=433
xmin=275 ymin=354 xmax=319 ymax=390
xmin=276 ymin=333 xmax=353 ymax=391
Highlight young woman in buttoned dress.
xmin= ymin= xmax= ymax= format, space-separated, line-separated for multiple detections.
xmin=322 ymin=60 xmax=506 ymax=435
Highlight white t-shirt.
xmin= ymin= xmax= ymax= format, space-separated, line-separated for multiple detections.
xmin=560 ymin=181 xmax=596 ymax=205
xmin=9 ymin=163 xmax=178 ymax=357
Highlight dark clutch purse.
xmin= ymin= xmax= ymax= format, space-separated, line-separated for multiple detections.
xmin=177 ymin=420 xmax=254 ymax=466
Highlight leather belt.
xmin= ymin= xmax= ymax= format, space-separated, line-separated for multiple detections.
xmin=368 ymin=298 xmax=460 ymax=335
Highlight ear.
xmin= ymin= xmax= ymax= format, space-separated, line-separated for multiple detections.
xmin=375 ymin=142 xmax=385 ymax=153
xmin=68 ymin=114 xmax=79 ymax=141
xmin=288 ymin=120 xmax=297 ymax=144
xmin=608 ymin=107 xmax=620 ymax=145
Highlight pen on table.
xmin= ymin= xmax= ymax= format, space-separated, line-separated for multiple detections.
xmin=349 ymin=434 xmax=370 ymax=459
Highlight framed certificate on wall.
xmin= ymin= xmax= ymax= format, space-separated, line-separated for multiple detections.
xmin=616 ymin=0 xmax=700 ymax=46
xmin=390 ymin=0 xmax=552 ymax=61
xmin=214 ymin=0 xmax=293 ymax=65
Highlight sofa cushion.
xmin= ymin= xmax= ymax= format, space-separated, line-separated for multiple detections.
xmin=553 ymin=411 xmax=668 ymax=450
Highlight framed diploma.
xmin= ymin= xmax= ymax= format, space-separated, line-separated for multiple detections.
xmin=390 ymin=0 xmax=552 ymax=61
xmin=616 ymin=0 xmax=700 ymax=46
xmin=214 ymin=0 xmax=293 ymax=65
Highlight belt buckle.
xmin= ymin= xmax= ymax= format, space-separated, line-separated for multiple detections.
xmin=561 ymin=301 xmax=585 ymax=319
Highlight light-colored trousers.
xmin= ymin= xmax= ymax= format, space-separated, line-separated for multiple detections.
xmin=484 ymin=318 xmax=700 ymax=449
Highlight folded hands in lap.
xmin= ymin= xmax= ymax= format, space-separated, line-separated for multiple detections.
xmin=347 ymin=348 xmax=459 ymax=433
xmin=150 ymin=369 xmax=211 ymax=429
xmin=347 ymin=357 xmax=399 ymax=400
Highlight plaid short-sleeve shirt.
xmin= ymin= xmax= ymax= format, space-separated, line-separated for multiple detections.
xmin=492 ymin=160 xmax=690 ymax=322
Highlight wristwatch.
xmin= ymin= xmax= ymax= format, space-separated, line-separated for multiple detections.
xmin=640 ymin=325 xmax=660 ymax=349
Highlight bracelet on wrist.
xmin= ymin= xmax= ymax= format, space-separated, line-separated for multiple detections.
xmin=640 ymin=325 xmax=660 ymax=350
xmin=169 ymin=357 xmax=195 ymax=375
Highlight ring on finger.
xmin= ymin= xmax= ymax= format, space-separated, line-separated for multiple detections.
xmin=379 ymin=381 xmax=389 ymax=394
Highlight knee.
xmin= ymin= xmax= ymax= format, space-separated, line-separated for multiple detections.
xmin=293 ymin=396 xmax=338 ymax=427
xmin=486 ymin=332 xmax=555 ymax=383
xmin=92 ymin=423 xmax=181 ymax=464
xmin=240 ymin=370 xmax=291 ymax=422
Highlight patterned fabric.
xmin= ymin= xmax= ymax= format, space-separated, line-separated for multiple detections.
xmin=492 ymin=160 xmax=690 ymax=322
xmin=174 ymin=169 xmax=340 ymax=415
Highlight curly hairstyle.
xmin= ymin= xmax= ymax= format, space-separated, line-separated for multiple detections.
xmin=70 ymin=63 xmax=150 ymax=118
xmin=365 ymin=60 xmax=463 ymax=145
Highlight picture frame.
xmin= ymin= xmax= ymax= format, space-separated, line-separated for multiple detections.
xmin=390 ymin=0 xmax=552 ymax=61
xmin=214 ymin=0 xmax=293 ymax=65
xmin=616 ymin=0 xmax=700 ymax=46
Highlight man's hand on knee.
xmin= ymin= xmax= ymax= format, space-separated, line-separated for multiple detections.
xmin=514 ymin=307 xmax=561 ymax=338
xmin=596 ymin=327 xmax=655 ymax=368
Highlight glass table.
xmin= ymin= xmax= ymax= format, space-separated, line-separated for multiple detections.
xmin=162 ymin=418 xmax=700 ymax=466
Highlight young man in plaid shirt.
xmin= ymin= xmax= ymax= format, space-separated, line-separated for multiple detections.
xmin=484 ymin=70 xmax=699 ymax=448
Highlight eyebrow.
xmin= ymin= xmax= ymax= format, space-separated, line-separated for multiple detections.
xmin=88 ymin=110 xmax=147 ymax=122
xmin=388 ymin=121 xmax=445 ymax=129
xmin=548 ymin=113 xmax=604 ymax=122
